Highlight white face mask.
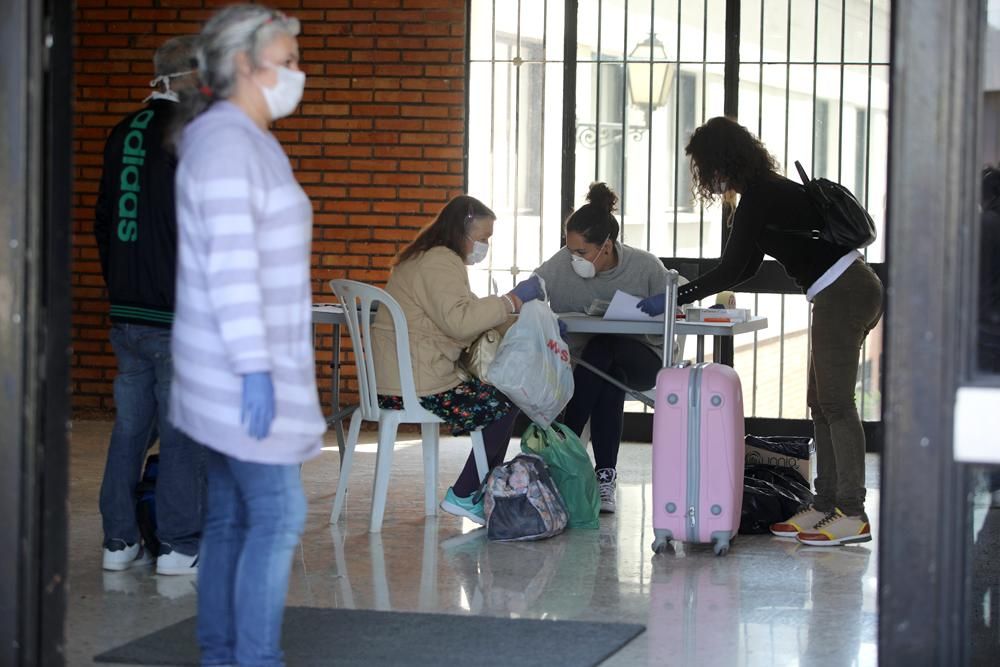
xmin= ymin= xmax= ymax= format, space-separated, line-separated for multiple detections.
xmin=258 ymin=64 xmax=306 ymax=121
xmin=466 ymin=240 xmax=489 ymax=265
xmin=570 ymin=237 xmax=609 ymax=279
xmin=571 ymin=254 xmax=597 ymax=279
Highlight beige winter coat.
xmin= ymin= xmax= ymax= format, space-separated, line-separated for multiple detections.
xmin=372 ymin=246 xmax=510 ymax=396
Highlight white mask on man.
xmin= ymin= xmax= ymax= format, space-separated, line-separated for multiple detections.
xmin=258 ymin=64 xmax=306 ymax=121
xmin=466 ymin=240 xmax=489 ymax=265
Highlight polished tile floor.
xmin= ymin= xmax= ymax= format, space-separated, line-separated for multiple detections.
xmin=66 ymin=420 xmax=880 ymax=666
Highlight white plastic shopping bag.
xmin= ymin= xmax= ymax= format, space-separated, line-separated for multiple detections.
xmin=485 ymin=300 xmax=574 ymax=428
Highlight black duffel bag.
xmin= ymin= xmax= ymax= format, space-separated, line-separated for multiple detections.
xmin=739 ymin=464 xmax=814 ymax=535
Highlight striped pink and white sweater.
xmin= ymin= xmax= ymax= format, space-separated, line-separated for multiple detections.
xmin=169 ymin=101 xmax=325 ymax=464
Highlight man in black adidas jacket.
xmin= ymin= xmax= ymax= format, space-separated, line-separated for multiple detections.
xmin=94 ymin=35 xmax=203 ymax=577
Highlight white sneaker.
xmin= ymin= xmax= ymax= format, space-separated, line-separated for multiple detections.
xmin=156 ymin=549 xmax=199 ymax=576
xmin=102 ymin=540 xmax=153 ymax=572
xmin=770 ymin=505 xmax=829 ymax=538
xmin=796 ymin=508 xmax=872 ymax=547
xmin=597 ymin=468 xmax=617 ymax=513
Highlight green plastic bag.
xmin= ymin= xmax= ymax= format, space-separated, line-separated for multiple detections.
xmin=521 ymin=422 xmax=600 ymax=529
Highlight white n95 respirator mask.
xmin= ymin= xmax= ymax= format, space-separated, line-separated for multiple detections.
xmin=570 ymin=237 xmax=610 ymax=279
xmin=571 ymin=254 xmax=597 ymax=279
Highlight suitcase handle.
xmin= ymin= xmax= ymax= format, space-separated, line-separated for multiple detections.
xmin=663 ymin=269 xmax=679 ymax=368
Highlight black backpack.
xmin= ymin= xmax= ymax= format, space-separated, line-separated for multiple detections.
xmin=775 ymin=160 xmax=877 ymax=249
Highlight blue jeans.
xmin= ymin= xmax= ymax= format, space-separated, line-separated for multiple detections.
xmin=99 ymin=323 xmax=203 ymax=554
xmin=198 ymin=449 xmax=307 ymax=667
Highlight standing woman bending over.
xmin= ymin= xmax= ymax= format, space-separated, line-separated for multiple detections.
xmin=372 ymin=196 xmax=544 ymax=525
xmin=534 ymin=183 xmax=677 ymax=513
xmin=638 ymin=116 xmax=883 ymax=546
xmin=169 ymin=6 xmax=325 ymax=664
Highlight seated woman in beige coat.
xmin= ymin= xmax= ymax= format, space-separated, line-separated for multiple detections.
xmin=372 ymin=195 xmax=544 ymax=524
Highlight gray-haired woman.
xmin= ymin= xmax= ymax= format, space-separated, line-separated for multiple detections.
xmin=168 ymin=5 xmax=323 ymax=664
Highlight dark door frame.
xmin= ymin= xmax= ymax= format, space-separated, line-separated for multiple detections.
xmin=878 ymin=0 xmax=985 ymax=662
xmin=0 ymin=0 xmax=73 ymax=663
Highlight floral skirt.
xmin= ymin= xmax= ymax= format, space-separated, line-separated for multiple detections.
xmin=378 ymin=379 xmax=514 ymax=436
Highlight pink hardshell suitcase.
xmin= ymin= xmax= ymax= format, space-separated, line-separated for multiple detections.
xmin=650 ymin=270 xmax=745 ymax=556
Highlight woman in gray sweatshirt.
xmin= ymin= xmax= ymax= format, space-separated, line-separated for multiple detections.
xmin=534 ymin=182 xmax=674 ymax=513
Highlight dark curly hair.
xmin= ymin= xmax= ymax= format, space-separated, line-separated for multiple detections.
xmin=685 ymin=116 xmax=779 ymax=204
xmin=394 ymin=195 xmax=496 ymax=265
xmin=565 ymin=182 xmax=620 ymax=244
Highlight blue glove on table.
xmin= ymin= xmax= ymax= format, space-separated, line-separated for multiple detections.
xmin=636 ymin=293 xmax=666 ymax=316
xmin=510 ymin=275 xmax=544 ymax=304
xmin=241 ymin=372 xmax=275 ymax=440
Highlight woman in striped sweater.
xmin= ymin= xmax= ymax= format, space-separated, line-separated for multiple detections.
xmin=169 ymin=6 xmax=321 ymax=665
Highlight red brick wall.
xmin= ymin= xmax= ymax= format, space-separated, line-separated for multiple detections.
xmin=72 ymin=0 xmax=467 ymax=415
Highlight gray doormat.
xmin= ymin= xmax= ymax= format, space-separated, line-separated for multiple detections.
xmin=94 ymin=606 xmax=645 ymax=666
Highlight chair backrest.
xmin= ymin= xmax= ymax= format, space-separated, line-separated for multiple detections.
xmin=329 ymin=279 xmax=427 ymax=421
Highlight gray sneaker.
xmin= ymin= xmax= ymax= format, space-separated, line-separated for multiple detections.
xmin=596 ymin=468 xmax=617 ymax=513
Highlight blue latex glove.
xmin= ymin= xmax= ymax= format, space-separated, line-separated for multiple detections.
xmin=510 ymin=275 xmax=544 ymax=304
xmin=558 ymin=318 xmax=568 ymax=341
xmin=241 ymin=372 xmax=275 ymax=440
xmin=636 ymin=293 xmax=666 ymax=316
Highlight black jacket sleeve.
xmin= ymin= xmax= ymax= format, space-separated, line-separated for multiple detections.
xmin=94 ymin=129 xmax=118 ymax=285
xmin=676 ymin=198 xmax=766 ymax=305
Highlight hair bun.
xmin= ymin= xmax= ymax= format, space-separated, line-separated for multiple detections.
xmin=586 ymin=182 xmax=618 ymax=214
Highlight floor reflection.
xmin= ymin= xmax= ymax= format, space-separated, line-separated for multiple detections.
xmin=66 ymin=422 xmax=882 ymax=666
xmin=322 ymin=491 xmax=878 ymax=666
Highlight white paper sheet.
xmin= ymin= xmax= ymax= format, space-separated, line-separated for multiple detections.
xmin=602 ymin=290 xmax=665 ymax=322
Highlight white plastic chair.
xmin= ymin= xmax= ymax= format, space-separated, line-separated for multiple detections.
xmin=328 ymin=279 xmax=489 ymax=533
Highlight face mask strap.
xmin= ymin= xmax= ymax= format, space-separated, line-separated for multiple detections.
xmin=463 ymin=204 xmax=481 ymax=245
xmin=144 ymin=69 xmax=196 ymax=103
xmin=589 ymin=234 xmax=611 ymax=262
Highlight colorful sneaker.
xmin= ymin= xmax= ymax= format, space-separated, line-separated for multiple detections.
xmin=796 ymin=508 xmax=872 ymax=546
xmin=440 ymin=487 xmax=486 ymax=526
xmin=770 ymin=505 xmax=829 ymax=538
xmin=156 ymin=548 xmax=199 ymax=576
xmin=597 ymin=468 xmax=617 ymax=513
xmin=102 ymin=539 xmax=154 ymax=572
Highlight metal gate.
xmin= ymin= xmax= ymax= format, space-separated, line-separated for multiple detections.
xmin=465 ymin=0 xmax=889 ymax=445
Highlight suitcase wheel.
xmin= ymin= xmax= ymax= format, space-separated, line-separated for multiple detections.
xmin=712 ymin=536 xmax=731 ymax=557
xmin=651 ymin=537 xmax=671 ymax=554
